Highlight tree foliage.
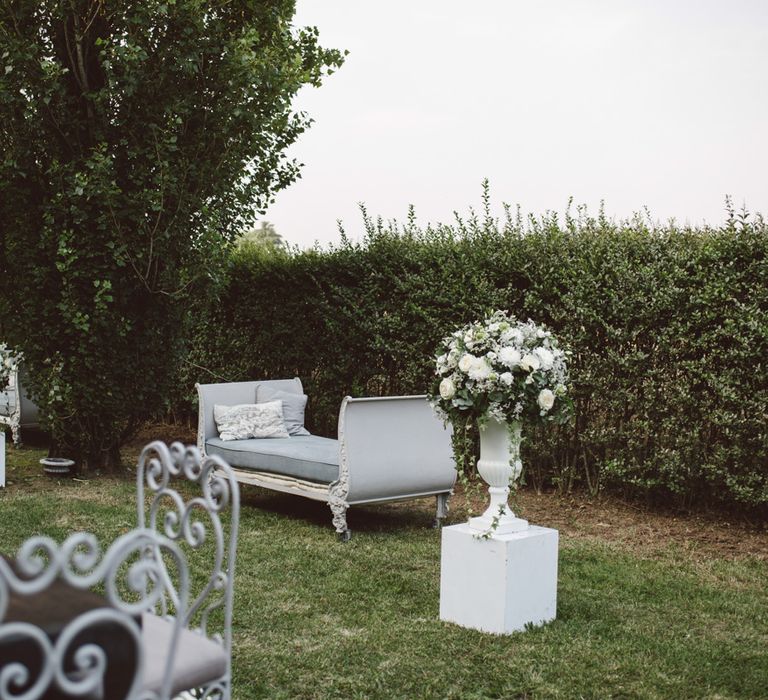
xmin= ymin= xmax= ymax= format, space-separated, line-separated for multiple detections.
xmin=0 ymin=0 xmax=343 ymax=469
xmin=237 ymin=220 xmax=285 ymax=250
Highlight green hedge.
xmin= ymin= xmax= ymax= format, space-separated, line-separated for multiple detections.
xmin=180 ymin=202 xmax=768 ymax=512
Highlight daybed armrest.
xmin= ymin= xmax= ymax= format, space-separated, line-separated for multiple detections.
xmin=338 ymin=395 xmax=455 ymax=504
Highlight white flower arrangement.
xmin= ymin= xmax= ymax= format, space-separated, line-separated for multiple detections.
xmin=0 ymin=343 xmax=21 ymax=390
xmin=430 ymin=310 xmax=571 ymax=425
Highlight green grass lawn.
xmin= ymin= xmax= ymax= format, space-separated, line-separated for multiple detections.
xmin=1 ymin=443 xmax=767 ymax=699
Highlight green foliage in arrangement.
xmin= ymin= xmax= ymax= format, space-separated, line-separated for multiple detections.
xmin=0 ymin=0 xmax=344 ymax=469
xmin=182 ymin=190 xmax=768 ymax=512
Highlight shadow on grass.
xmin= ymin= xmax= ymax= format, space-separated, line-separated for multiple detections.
xmin=240 ymin=487 xmax=438 ymax=536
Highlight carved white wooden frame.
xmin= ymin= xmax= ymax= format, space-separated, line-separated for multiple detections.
xmin=327 ymin=397 xmax=351 ymax=539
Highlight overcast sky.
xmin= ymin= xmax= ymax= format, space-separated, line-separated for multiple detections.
xmin=264 ymin=0 xmax=768 ymax=249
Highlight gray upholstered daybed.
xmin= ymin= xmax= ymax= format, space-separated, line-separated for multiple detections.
xmin=196 ymin=378 xmax=456 ymax=540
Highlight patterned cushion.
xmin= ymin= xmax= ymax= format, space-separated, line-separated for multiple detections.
xmin=213 ymin=401 xmax=288 ymax=441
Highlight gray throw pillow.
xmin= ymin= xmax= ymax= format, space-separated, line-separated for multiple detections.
xmin=255 ymin=386 xmax=310 ymax=436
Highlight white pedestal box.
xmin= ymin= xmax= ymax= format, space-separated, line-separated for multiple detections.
xmin=439 ymin=523 xmax=559 ymax=634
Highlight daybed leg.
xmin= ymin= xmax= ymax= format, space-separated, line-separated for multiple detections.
xmin=330 ymin=500 xmax=350 ymax=542
xmin=10 ymin=420 xmax=20 ymax=447
xmin=433 ymin=493 xmax=450 ymax=529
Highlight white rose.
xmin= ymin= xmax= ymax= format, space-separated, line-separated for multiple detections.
xmin=501 ymin=328 xmax=524 ymax=346
xmin=538 ymin=389 xmax=555 ymax=412
xmin=533 ymin=347 xmax=554 ymax=370
xmin=439 ymin=377 xmax=456 ymax=399
xmin=500 ymin=372 xmax=513 ymax=386
xmin=458 ymin=353 xmax=475 ymax=373
xmin=520 ymin=353 xmax=541 ymax=372
xmin=468 ymin=356 xmax=492 ymax=381
xmin=498 ymin=346 xmax=521 ymax=368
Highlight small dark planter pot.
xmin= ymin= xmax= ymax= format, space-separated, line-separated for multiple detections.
xmin=40 ymin=457 xmax=75 ymax=476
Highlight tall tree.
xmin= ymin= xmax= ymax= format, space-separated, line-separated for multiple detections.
xmin=238 ymin=221 xmax=285 ymax=249
xmin=0 ymin=0 xmax=343 ymax=470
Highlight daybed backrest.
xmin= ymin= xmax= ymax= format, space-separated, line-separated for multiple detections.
xmin=339 ymin=395 xmax=455 ymax=503
xmin=196 ymin=378 xmax=303 ymax=451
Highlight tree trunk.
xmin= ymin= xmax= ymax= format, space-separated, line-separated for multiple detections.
xmin=49 ymin=440 xmax=122 ymax=474
xmin=83 ymin=443 xmax=123 ymax=473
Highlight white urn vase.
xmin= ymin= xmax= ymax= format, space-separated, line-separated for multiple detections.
xmin=468 ymin=418 xmax=529 ymax=535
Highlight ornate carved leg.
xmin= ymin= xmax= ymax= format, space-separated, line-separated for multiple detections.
xmin=330 ymin=407 xmax=351 ymax=542
xmin=10 ymin=412 xmax=20 ymax=447
xmin=433 ymin=492 xmax=450 ymax=528
xmin=329 ymin=499 xmax=350 ymax=541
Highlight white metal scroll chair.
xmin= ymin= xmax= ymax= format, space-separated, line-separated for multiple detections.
xmin=135 ymin=441 xmax=239 ymax=699
xmin=0 ymin=526 xmax=187 ymax=699
xmin=0 ymin=441 xmax=240 ymax=700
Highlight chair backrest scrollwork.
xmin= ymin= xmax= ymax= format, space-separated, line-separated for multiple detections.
xmin=0 ymin=528 xmax=188 ymax=700
xmin=136 ymin=441 xmax=239 ymax=657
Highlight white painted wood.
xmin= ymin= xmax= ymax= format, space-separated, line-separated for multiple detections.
xmin=0 ymin=430 xmax=5 ymax=488
xmin=227 ymin=467 xmax=330 ymax=501
xmin=439 ymin=523 xmax=559 ymax=634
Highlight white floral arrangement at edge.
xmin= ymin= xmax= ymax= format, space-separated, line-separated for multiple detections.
xmin=429 ymin=310 xmax=572 ymax=427
xmin=0 ymin=342 xmax=21 ymax=390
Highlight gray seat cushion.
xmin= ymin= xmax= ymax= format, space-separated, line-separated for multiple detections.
xmin=141 ymin=612 xmax=227 ymax=696
xmin=206 ymin=435 xmax=339 ymax=485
